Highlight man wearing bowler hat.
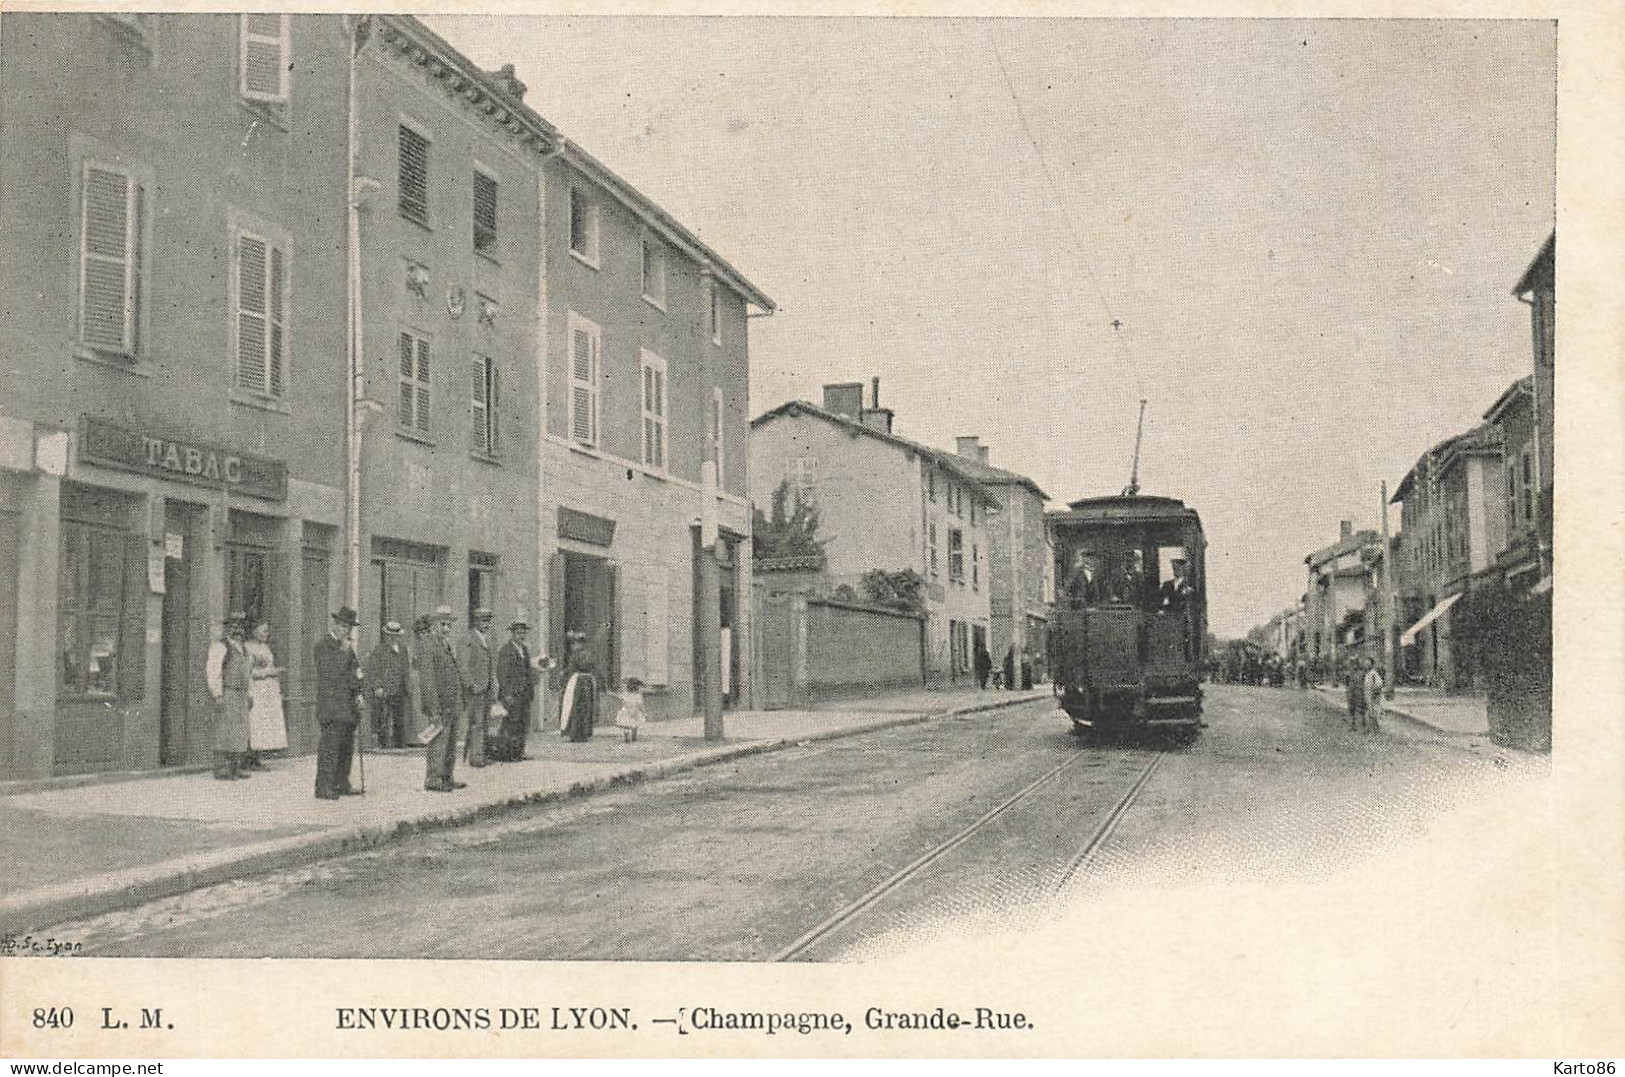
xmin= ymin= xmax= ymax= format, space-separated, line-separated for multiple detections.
xmin=493 ymin=616 xmax=537 ymax=762
xmin=313 ymin=606 xmax=364 ymax=799
xmin=422 ymin=605 xmax=467 ymax=792
xmin=460 ymin=607 xmax=497 ymax=768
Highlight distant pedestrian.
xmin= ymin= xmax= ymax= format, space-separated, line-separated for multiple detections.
xmin=1003 ymin=647 xmax=1016 ymax=693
xmin=460 ymin=608 xmax=496 ymax=767
xmin=974 ymin=642 xmax=992 ymax=689
xmin=245 ymin=620 xmax=287 ymax=767
xmin=492 ymin=617 xmax=536 ymax=762
xmin=313 ymin=606 xmax=364 ymax=800
xmin=364 ymin=621 xmax=411 ymax=748
xmin=1362 ymin=660 xmax=1385 ymax=733
xmin=206 ymin=613 xmax=253 ymax=780
xmin=1344 ymin=660 xmax=1365 ymax=731
xmin=421 ymin=606 xmax=467 ymax=792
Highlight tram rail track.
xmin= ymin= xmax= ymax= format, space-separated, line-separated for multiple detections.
xmin=773 ymin=741 xmax=1167 ymax=962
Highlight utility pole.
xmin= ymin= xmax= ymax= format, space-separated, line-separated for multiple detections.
xmin=699 ymin=458 xmax=724 ymax=741
xmin=1380 ymin=480 xmax=1396 ymax=700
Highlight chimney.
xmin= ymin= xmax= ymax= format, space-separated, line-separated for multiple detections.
xmin=489 ymin=63 xmax=527 ymax=101
xmin=956 ymin=436 xmax=981 ymax=460
xmin=860 ymin=407 xmax=894 ymax=435
xmin=822 ymin=382 xmax=864 ymax=419
xmin=1339 ymin=519 xmax=1353 ymax=539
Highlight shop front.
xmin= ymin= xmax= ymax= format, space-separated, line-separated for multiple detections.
xmin=0 ymin=415 xmax=341 ymax=778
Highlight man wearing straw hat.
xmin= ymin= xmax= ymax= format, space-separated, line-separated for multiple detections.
xmin=313 ymin=606 xmax=364 ymax=800
xmin=460 ymin=607 xmax=497 ymax=768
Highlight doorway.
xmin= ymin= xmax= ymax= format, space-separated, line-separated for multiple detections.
xmin=158 ymin=503 xmax=199 ymax=765
xmin=560 ymin=550 xmax=617 ymax=685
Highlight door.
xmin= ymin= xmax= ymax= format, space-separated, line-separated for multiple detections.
xmin=758 ymin=593 xmax=794 ymax=710
xmin=295 ymin=548 xmax=330 ymax=753
xmin=158 ymin=512 xmax=193 ymax=765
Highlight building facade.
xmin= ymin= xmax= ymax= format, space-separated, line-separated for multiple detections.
xmin=0 ymin=14 xmax=351 ymax=776
xmin=950 ymin=436 xmax=1052 ymax=678
xmin=1302 ymin=522 xmax=1380 ymax=674
xmin=1513 ymin=232 xmax=1553 ymax=585
xmin=751 ymin=385 xmax=994 ymax=684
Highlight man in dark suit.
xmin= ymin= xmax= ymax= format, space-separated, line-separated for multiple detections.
xmin=493 ymin=617 xmax=536 ymax=762
xmin=422 ymin=605 xmax=467 ymax=792
xmin=313 ymin=606 xmax=364 ymax=800
xmin=460 ymin=607 xmax=496 ymax=768
xmin=363 ymin=620 xmax=411 ymax=748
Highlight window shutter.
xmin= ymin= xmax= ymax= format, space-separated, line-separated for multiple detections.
xmin=81 ymin=165 xmax=134 ymax=352
xmin=399 ymin=125 xmax=429 ymax=223
xmin=240 ymin=15 xmax=287 ymax=102
xmin=415 ymin=337 xmax=431 ymax=433
xmin=268 ymin=244 xmax=285 ymax=395
xmin=571 ymin=327 xmax=593 ymax=443
xmin=398 ymin=332 xmax=415 ymax=427
xmin=470 ymin=357 xmax=488 ymax=453
xmin=645 ymin=568 xmax=669 ymax=686
xmin=490 ymin=363 xmax=500 ymax=455
xmin=237 ymin=234 xmax=268 ymax=392
xmin=473 ymin=171 xmax=498 ymax=254
xmin=119 ymin=531 xmax=147 ymax=702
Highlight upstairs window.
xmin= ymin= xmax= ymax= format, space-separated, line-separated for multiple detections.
xmin=569 ymin=187 xmax=599 ymax=266
xmin=793 ymin=456 xmax=817 ymax=500
xmin=471 ymin=353 xmax=499 ymax=457
xmin=948 ymin=528 xmax=964 ymax=582
xmin=972 ymin=543 xmax=979 ymax=590
xmin=567 ymin=312 xmax=601 ymax=448
xmin=398 ymin=124 xmax=430 ymax=226
xmin=239 ymin=15 xmax=289 ymax=105
xmin=927 ymin=470 xmax=937 ymax=502
xmin=233 ymin=229 xmax=289 ymax=398
xmin=472 ymin=168 xmax=498 ymax=256
xmin=641 ymin=238 xmax=666 ymax=309
xmin=640 ymin=351 xmax=667 ymax=471
xmin=929 ymin=522 xmax=939 ymax=578
xmin=1520 ymin=449 xmax=1535 ymax=524
xmin=78 ymin=162 xmax=147 ymax=360
xmin=398 ymin=329 xmax=431 ymax=434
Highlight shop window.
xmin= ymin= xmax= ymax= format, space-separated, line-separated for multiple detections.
xmin=58 ymin=522 xmax=131 ymax=698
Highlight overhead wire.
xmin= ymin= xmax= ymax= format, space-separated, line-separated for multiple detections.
xmin=985 ymin=26 xmax=1149 ymax=416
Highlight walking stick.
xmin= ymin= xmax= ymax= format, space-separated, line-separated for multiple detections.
xmin=353 ymin=692 xmax=367 ymax=793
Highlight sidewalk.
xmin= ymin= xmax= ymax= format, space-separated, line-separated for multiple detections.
xmin=1314 ymin=684 xmax=1489 ymax=736
xmin=0 ymin=684 xmax=1050 ymax=934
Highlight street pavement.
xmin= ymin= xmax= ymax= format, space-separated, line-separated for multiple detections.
xmin=0 ymin=683 xmax=1048 ymax=933
xmin=26 ymin=684 xmax=1544 ymax=961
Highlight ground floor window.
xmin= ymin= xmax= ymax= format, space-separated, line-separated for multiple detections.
xmin=469 ymin=551 xmax=499 ymax=622
xmin=58 ymin=520 xmax=131 ymax=698
xmin=373 ymin=536 xmax=444 ymax=636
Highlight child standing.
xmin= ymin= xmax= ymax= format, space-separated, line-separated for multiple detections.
xmin=617 ymin=677 xmax=646 ymax=743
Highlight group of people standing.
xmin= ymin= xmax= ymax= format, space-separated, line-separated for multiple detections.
xmin=1345 ymin=657 xmax=1385 ymax=733
xmin=205 ymin=614 xmax=288 ymax=780
xmin=207 ymin=603 xmax=618 ymax=798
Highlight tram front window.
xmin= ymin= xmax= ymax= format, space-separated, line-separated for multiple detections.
xmin=1063 ymin=543 xmax=1146 ymax=608
xmin=1155 ymin=545 xmax=1195 ymax=612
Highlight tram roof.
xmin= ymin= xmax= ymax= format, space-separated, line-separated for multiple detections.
xmin=1048 ymin=494 xmax=1203 ymax=526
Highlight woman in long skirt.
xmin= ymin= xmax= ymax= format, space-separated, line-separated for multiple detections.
xmin=562 ymin=642 xmax=598 ymax=743
xmin=245 ymin=621 xmax=288 ymax=765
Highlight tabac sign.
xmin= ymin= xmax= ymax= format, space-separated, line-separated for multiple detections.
xmin=79 ymin=417 xmax=288 ymax=501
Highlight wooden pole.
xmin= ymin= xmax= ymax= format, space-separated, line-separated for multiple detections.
xmin=700 ymin=460 xmax=723 ymax=741
xmin=1381 ymin=480 xmax=1397 ymax=700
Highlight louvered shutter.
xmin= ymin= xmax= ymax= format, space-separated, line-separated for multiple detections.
xmin=473 ymin=171 xmax=498 ymax=254
xmin=470 ymin=357 xmax=488 ymax=453
xmin=415 ymin=336 xmax=431 ymax=433
xmin=237 ymin=234 xmax=268 ymax=392
xmin=268 ymin=244 xmax=285 ymax=395
xmin=240 ymin=15 xmax=287 ymax=103
xmin=399 ymin=126 xmax=429 ymax=223
xmin=490 ymin=363 xmax=500 ymax=455
xmin=398 ymin=332 xmax=415 ymax=427
xmin=81 ymin=165 xmax=135 ymax=353
xmin=571 ymin=326 xmax=594 ymax=444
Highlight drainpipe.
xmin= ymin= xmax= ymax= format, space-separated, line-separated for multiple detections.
xmin=345 ymin=17 xmax=368 ymax=618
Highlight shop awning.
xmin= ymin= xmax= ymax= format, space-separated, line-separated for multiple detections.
xmin=1400 ymin=592 xmax=1462 ymax=646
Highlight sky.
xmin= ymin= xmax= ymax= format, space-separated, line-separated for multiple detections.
xmin=430 ymin=16 xmax=1556 ymax=638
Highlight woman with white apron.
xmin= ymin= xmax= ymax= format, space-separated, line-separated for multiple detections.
xmin=245 ymin=620 xmax=289 ymax=766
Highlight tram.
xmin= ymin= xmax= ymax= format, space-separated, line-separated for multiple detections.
xmin=1047 ymin=494 xmax=1208 ymax=734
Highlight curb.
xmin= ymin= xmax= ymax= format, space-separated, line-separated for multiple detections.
xmin=0 ymin=692 xmax=1049 ymax=935
xmin=1309 ymin=686 xmax=1487 ymax=739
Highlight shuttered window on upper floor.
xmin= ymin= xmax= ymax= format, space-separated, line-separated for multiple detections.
xmin=239 ymin=14 xmax=289 ymax=104
xmin=399 ymin=330 xmax=431 ymax=434
xmin=567 ymin=312 xmax=601 ymax=448
xmin=79 ymin=162 xmax=146 ymax=359
xmin=399 ymin=124 xmax=430 ymax=226
xmin=471 ymin=353 xmax=499 ymax=458
xmin=234 ymin=229 xmax=288 ymax=398
xmin=473 ymin=169 xmax=498 ymax=256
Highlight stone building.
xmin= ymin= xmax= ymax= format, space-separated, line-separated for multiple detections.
xmin=751 ymin=384 xmax=994 ymax=683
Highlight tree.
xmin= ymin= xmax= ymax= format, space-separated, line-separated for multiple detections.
xmin=752 ymin=479 xmax=828 ymax=561
xmin=860 ymin=568 xmax=926 ymax=615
